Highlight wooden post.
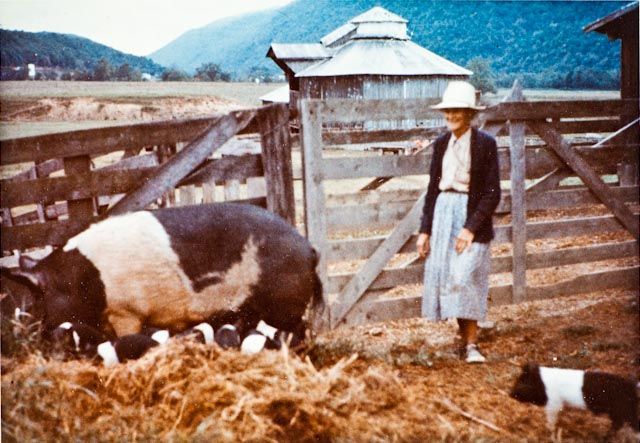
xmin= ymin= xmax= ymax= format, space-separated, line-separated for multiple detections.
xmin=507 ymin=81 xmax=527 ymax=303
xmin=63 ymin=155 xmax=95 ymax=222
xmin=300 ymin=99 xmax=329 ymax=325
xmin=259 ymin=103 xmax=295 ymax=226
xmin=202 ymin=181 xmax=216 ymax=203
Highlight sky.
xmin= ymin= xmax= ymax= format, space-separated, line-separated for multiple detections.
xmin=0 ymin=0 xmax=294 ymax=56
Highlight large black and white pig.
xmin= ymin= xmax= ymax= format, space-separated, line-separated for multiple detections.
xmin=10 ymin=203 xmax=324 ymax=338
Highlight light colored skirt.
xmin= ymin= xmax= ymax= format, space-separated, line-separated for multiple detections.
xmin=421 ymin=192 xmax=490 ymax=321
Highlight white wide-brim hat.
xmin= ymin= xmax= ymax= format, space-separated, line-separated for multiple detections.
xmin=431 ymin=81 xmax=485 ymax=111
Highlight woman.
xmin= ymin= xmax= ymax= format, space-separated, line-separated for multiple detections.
xmin=416 ymin=81 xmax=500 ymax=364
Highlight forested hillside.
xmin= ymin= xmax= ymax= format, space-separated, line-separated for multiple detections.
xmin=151 ymin=0 xmax=624 ymax=88
xmin=1 ymin=29 xmax=164 ymax=78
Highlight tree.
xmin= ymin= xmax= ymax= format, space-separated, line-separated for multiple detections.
xmin=466 ymin=57 xmax=497 ymax=94
xmin=114 ymin=63 xmax=142 ymax=81
xmin=194 ymin=62 xmax=231 ymax=82
xmin=93 ymin=58 xmax=112 ymax=81
xmin=161 ymin=67 xmax=190 ymax=81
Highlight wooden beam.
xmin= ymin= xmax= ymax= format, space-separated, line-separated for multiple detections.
xmin=259 ymin=103 xmax=295 ymax=225
xmin=507 ymin=81 xmax=527 ymax=303
xmin=108 ymin=110 xmax=255 ymax=216
xmin=524 ymin=168 xmax=570 ymax=194
xmin=480 ymin=99 xmax=634 ymax=123
xmin=63 ymin=155 xmax=95 ymax=221
xmin=300 ymin=100 xmax=330 ymax=313
xmin=333 ymin=266 xmax=639 ymax=326
xmin=528 ymin=120 xmax=639 ymax=239
xmin=331 ymin=192 xmax=426 ymax=327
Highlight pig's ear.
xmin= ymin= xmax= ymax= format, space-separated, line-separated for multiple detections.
xmin=13 ymin=256 xmax=45 ymax=289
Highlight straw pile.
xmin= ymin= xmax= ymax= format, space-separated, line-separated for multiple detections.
xmin=2 ymin=340 xmax=416 ymax=442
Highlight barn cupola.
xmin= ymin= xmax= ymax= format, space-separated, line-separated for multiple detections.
xmin=349 ymin=6 xmax=409 ymax=40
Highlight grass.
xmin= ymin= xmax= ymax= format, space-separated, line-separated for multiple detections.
xmin=0 ymin=81 xmax=287 ymax=106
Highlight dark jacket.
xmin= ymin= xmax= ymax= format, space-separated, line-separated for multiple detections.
xmin=419 ymin=128 xmax=501 ymax=243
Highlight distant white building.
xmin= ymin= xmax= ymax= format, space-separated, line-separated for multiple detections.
xmin=27 ymin=64 xmax=36 ymax=80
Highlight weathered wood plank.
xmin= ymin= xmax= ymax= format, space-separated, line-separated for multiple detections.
xmin=1 ymin=168 xmax=156 ymax=207
xmin=0 ymin=106 xmax=272 ymax=166
xmin=323 ymin=127 xmax=442 ymax=146
xmin=259 ymin=103 xmax=295 ymax=225
xmin=300 ymin=100 xmax=329 ymax=310
xmin=326 ymin=212 xmax=636 ymax=263
xmin=331 ymin=192 xmax=426 ymax=327
xmin=334 ymin=266 xmax=639 ymax=326
xmin=481 ymin=99 xmax=634 ymax=123
xmin=6 ymin=158 xmax=64 ymax=182
xmin=508 ymin=81 xmax=527 ymax=303
xmin=1 ymin=218 xmax=96 ymax=251
xmin=319 ymin=98 xmax=442 ymax=123
xmin=180 ymin=154 xmax=263 ymax=186
xmin=528 ymin=120 xmax=639 ymax=239
xmin=524 ymin=168 xmax=570 ymax=194
xmin=327 ymin=240 xmax=638 ymax=293
xmin=63 ymin=155 xmax=95 ymax=221
xmin=108 ymin=110 xmax=256 ymax=216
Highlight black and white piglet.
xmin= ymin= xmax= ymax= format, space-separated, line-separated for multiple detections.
xmin=214 ymin=324 xmax=241 ymax=349
xmin=177 ymin=322 xmax=215 ymax=345
xmin=510 ymin=362 xmax=639 ymax=432
xmin=97 ymin=329 xmax=169 ymax=367
xmin=50 ymin=321 xmax=106 ymax=355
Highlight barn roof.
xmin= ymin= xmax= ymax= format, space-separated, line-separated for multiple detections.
xmin=267 ymin=43 xmax=331 ymax=60
xmin=296 ymin=39 xmax=472 ymax=77
xmin=350 ymin=6 xmax=407 ymax=24
xmin=260 ymin=85 xmax=289 ymax=103
xmin=269 ymin=6 xmax=470 ymax=79
xmin=583 ymin=2 xmax=638 ymax=39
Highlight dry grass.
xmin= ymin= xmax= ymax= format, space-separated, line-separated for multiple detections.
xmin=2 ymin=290 xmax=638 ymax=442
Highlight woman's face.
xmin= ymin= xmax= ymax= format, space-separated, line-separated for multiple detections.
xmin=443 ymin=109 xmax=473 ymax=133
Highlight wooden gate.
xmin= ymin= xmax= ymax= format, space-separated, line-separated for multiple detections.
xmin=1 ymin=103 xmax=294 ymax=259
xmin=300 ymin=83 xmax=639 ymax=330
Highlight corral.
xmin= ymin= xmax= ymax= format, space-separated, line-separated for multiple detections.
xmin=0 ymin=79 xmax=638 ymax=441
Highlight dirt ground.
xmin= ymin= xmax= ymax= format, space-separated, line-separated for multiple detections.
xmin=1 ymin=289 xmax=638 ymax=442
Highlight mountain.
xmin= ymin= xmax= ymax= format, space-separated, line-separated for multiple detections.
xmin=1 ymin=29 xmax=164 ymax=75
xmin=150 ymin=0 xmax=624 ymax=87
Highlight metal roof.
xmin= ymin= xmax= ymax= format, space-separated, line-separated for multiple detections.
xmin=267 ymin=43 xmax=331 ymax=60
xmin=350 ymin=6 xmax=407 ymax=24
xmin=296 ymin=39 xmax=471 ymax=77
xmin=260 ymin=85 xmax=289 ymax=103
xmin=583 ymin=1 xmax=638 ymax=39
xmin=320 ymin=23 xmax=357 ymax=47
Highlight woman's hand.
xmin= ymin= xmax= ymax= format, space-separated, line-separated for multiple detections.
xmin=455 ymin=228 xmax=474 ymax=254
xmin=417 ymin=233 xmax=430 ymax=259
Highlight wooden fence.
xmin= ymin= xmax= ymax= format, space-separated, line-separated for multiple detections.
xmin=301 ymin=84 xmax=639 ymax=329
xmin=0 ymin=103 xmax=294 ymax=254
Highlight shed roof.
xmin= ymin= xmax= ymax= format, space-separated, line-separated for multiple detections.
xmin=583 ymin=2 xmax=638 ymax=39
xmin=296 ymin=39 xmax=471 ymax=77
xmin=267 ymin=43 xmax=331 ymax=60
xmin=260 ymin=85 xmax=289 ymax=103
xmin=320 ymin=23 xmax=357 ymax=47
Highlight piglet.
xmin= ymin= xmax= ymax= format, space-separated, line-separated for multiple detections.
xmin=256 ymin=320 xmax=301 ymax=349
xmin=510 ymin=362 xmax=639 ymax=433
xmin=240 ymin=329 xmax=280 ymax=355
xmin=177 ymin=322 xmax=215 ymax=345
xmin=97 ymin=330 xmax=168 ymax=367
xmin=50 ymin=322 xmax=106 ymax=355
xmin=214 ymin=324 xmax=240 ymax=349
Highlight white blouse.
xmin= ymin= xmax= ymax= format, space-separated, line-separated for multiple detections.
xmin=438 ymin=128 xmax=471 ymax=193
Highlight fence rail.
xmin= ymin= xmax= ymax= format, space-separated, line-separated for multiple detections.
xmin=0 ymin=104 xmax=294 ymax=253
xmin=301 ymin=88 xmax=639 ymax=329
